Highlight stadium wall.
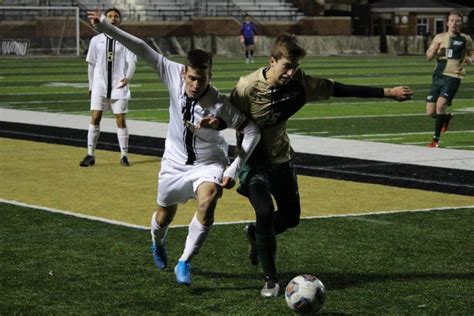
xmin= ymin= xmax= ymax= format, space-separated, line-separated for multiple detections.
xmin=0 ymin=16 xmax=425 ymax=56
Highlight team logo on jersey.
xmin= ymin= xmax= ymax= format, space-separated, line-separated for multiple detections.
xmin=107 ymin=52 xmax=114 ymax=62
xmin=452 ymin=40 xmax=464 ymax=46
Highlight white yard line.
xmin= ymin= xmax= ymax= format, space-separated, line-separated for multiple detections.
xmin=2 ymin=198 xmax=473 ymax=230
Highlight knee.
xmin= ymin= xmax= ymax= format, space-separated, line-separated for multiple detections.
xmin=116 ymin=115 xmax=127 ymax=128
xmin=197 ymin=188 xmax=221 ymax=226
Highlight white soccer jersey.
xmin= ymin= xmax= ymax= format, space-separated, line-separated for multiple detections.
xmin=86 ymin=33 xmax=137 ymax=99
xmin=158 ymin=55 xmax=246 ymax=166
xmin=94 ymin=14 xmax=259 ymax=171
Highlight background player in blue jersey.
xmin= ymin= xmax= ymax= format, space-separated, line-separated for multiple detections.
xmin=240 ymin=14 xmax=257 ymax=64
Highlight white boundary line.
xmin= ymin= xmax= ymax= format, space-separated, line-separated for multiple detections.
xmin=2 ymin=198 xmax=473 ymax=230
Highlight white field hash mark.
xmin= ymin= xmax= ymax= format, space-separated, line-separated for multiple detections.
xmin=2 ymin=198 xmax=473 ymax=229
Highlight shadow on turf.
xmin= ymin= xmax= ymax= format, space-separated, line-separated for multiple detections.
xmin=191 ymin=269 xmax=474 ymax=292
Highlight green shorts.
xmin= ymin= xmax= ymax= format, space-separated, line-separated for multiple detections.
xmin=426 ymin=74 xmax=461 ymax=105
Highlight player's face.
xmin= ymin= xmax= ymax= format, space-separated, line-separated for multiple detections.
xmin=183 ymin=66 xmax=211 ymax=99
xmin=268 ymin=56 xmax=300 ymax=86
xmin=447 ymin=14 xmax=461 ymax=34
xmin=106 ymin=10 xmax=121 ymax=26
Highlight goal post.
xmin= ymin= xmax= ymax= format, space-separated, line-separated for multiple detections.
xmin=0 ymin=6 xmax=80 ymax=56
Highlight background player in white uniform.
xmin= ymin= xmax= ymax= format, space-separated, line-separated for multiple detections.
xmin=87 ymin=10 xmax=260 ymax=286
xmin=80 ymin=7 xmax=137 ymax=167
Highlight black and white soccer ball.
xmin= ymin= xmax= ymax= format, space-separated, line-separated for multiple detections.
xmin=285 ymin=274 xmax=326 ymax=314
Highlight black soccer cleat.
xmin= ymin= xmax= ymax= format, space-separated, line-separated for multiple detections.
xmin=244 ymin=223 xmax=258 ymax=266
xmin=120 ymin=156 xmax=130 ymax=166
xmin=79 ymin=155 xmax=95 ymax=167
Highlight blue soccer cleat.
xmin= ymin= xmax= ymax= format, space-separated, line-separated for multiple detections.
xmin=174 ymin=260 xmax=191 ymax=285
xmin=151 ymin=244 xmax=168 ymax=270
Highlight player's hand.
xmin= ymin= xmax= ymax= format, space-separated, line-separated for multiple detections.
xmin=220 ymin=177 xmax=235 ymax=189
xmin=196 ymin=116 xmax=220 ymax=130
xmin=117 ymin=78 xmax=129 ymax=88
xmin=87 ymin=9 xmax=101 ymax=27
xmin=463 ymin=56 xmax=472 ymax=65
xmin=385 ymin=86 xmax=413 ymax=102
xmin=240 ymin=35 xmax=244 ymax=44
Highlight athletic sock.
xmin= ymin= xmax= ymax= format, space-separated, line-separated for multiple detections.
xmin=179 ymin=213 xmax=211 ymax=262
xmin=151 ymin=211 xmax=169 ymax=246
xmin=434 ymin=114 xmax=447 ymax=139
xmin=256 ymin=231 xmax=277 ymax=279
xmin=87 ymin=124 xmax=100 ymax=156
xmin=117 ymin=127 xmax=129 ymax=157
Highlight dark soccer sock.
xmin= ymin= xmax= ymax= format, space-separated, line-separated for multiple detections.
xmin=245 ymin=51 xmax=249 ymax=58
xmin=434 ymin=114 xmax=447 ymax=139
xmin=256 ymin=232 xmax=277 ymax=279
xmin=250 ymin=50 xmax=254 ymax=57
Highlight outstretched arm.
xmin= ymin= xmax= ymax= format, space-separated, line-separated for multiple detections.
xmin=87 ymin=10 xmax=160 ymax=71
xmin=332 ymin=82 xmax=413 ymax=102
xmin=221 ymin=120 xmax=260 ymax=189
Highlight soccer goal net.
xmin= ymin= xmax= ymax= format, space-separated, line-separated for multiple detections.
xmin=0 ymin=6 xmax=80 ymax=56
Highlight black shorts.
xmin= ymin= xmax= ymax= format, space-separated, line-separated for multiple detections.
xmin=426 ymin=74 xmax=461 ymax=105
xmin=237 ymin=160 xmax=299 ymax=203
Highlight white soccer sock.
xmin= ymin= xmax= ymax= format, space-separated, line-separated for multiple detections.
xmin=151 ymin=211 xmax=169 ymax=246
xmin=117 ymin=127 xmax=129 ymax=157
xmin=87 ymin=124 xmax=100 ymax=156
xmin=179 ymin=213 xmax=211 ymax=262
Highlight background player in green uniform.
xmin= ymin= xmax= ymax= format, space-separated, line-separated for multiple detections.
xmin=425 ymin=11 xmax=472 ymax=148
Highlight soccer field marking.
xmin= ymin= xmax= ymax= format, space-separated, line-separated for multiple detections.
xmin=290 ymin=111 xmax=474 ymax=121
xmin=2 ymin=198 xmax=473 ymax=230
xmin=336 ymin=130 xmax=474 ymax=138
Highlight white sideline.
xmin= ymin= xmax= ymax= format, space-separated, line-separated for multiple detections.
xmin=2 ymin=108 xmax=474 ymax=170
xmin=2 ymin=199 xmax=473 ymax=230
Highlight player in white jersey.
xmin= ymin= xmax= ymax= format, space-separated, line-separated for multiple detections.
xmin=80 ymin=7 xmax=137 ymax=167
xmin=87 ymin=10 xmax=261 ymax=286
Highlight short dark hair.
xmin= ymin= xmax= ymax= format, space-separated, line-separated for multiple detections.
xmin=105 ymin=7 xmax=122 ymax=20
xmin=185 ymin=49 xmax=213 ymax=71
xmin=270 ymin=34 xmax=306 ymax=61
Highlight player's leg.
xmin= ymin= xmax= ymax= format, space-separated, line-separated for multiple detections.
xmin=271 ymin=161 xmax=301 ymax=235
xmin=80 ymin=105 xmax=102 ymax=166
xmin=438 ymin=77 xmax=460 ymax=135
xmin=112 ymin=99 xmax=130 ymax=165
xmin=151 ymin=204 xmax=177 ymax=270
xmin=175 ymin=164 xmax=223 ymax=285
xmin=175 ymin=182 xmax=221 ymax=285
xmin=433 ymin=97 xmax=450 ymax=140
xmin=426 ymin=80 xmax=441 ymax=147
xmin=247 ymin=174 xmax=280 ymax=297
xmin=152 ymin=158 xmax=194 ymax=271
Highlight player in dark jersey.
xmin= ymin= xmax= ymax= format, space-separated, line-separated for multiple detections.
xmin=230 ymin=34 xmax=413 ymax=298
xmin=240 ymin=14 xmax=257 ymax=64
xmin=425 ymin=11 xmax=472 ymax=148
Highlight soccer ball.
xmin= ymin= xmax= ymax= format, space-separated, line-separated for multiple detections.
xmin=285 ymin=274 xmax=326 ymax=314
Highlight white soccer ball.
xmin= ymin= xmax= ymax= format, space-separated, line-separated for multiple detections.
xmin=285 ymin=274 xmax=326 ymax=314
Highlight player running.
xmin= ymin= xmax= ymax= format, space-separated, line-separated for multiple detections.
xmin=87 ymin=10 xmax=260 ymax=286
xmin=425 ymin=10 xmax=472 ymax=148
xmin=230 ymin=34 xmax=413 ymax=298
